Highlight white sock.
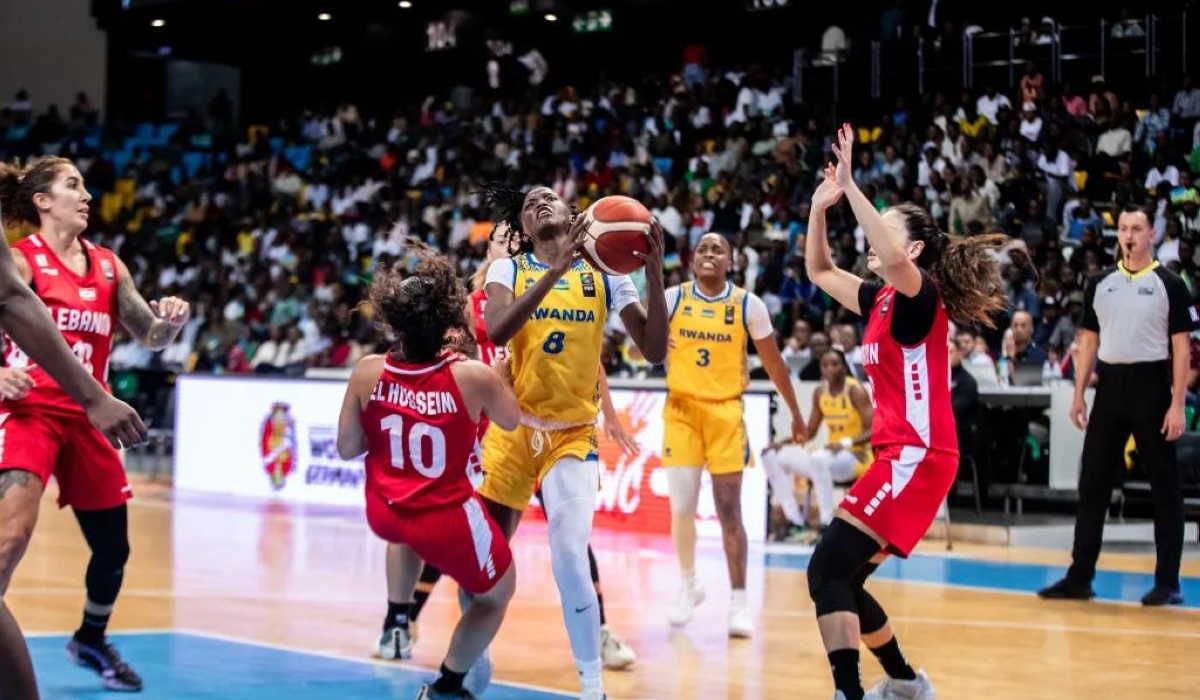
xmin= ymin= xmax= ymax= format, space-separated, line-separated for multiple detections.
xmin=731 ymin=589 xmax=747 ymax=609
xmin=682 ymin=568 xmax=696 ymax=586
xmin=577 ymin=658 xmax=603 ymax=693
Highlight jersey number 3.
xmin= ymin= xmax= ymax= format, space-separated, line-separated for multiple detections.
xmin=696 ymin=348 xmax=710 ymax=367
xmin=380 ymin=415 xmax=447 ymax=478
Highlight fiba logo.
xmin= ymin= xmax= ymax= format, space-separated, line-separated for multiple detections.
xmin=260 ymin=402 xmax=297 ymax=491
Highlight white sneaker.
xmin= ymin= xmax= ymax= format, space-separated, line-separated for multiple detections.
xmin=864 ymin=669 xmax=936 ymax=700
xmin=463 ymin=647 xmax=492 ymax=697
xmin=668 ymin=580 xmax=706 ymax=626
xmin=376 ymin=626 xmax=412 ymax=660
xmin=600 ymin=625 xmax=636 ymax=670
xmin=727 ymin=603 xmax=753 ymax=638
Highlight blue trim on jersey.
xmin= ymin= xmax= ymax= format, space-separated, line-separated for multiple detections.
xmin=506 ymin=258 xmax=518 ymax=288
xmin=526 ymin=253 xmax=549 ymax=270
xmin=585 ymin=451 xmax=599 ymax=462
xmin=741 ymin=292 xmax=749 ymax=332
xmin=602 ymin=272 xmax=612 ymax=311
xmin=668 ymin=287 xmax=683 ymax=321
xmin=692 ymin=281 xmax=733 ymax=302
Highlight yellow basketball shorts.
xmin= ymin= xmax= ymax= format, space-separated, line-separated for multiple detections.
xmin=661 ymin=394 xmax=753 ymax=475
xmin=478 ymin=423 xmax=598 ymax=511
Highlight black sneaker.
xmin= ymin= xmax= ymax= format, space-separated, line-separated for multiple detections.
xmin=1037 ymin=578 xmax=1095 ymax=600
xmin=1141 ymin=586 xmax=1185 ymax=607
xmin=414 ymin=684 xmax=479 ymax=700
xmin=66 ymin=637 xmax=144 ymax=691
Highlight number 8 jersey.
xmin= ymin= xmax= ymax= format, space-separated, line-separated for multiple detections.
xmin=2 ymin=234 xmax=118 ymax=415
xmin=485 ymin=254 xmax=639 ymax=426
xmin=362 ymin=353 xmax=480 ymax=511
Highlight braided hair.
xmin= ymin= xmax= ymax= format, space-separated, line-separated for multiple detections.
xmin=478 ymin=176 xmax=533 ymax=256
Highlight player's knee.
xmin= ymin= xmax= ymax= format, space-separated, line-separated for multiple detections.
xmin=475 ymin=564 xmax=517 ymax=609
xmin=806 ymin=524 xmax=868 ymax=617
xmin=0 ymin=518 xmax=36 ymax=589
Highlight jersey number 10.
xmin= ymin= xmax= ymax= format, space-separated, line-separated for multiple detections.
xmin=380 ymin=415 xmax=447 ymax=478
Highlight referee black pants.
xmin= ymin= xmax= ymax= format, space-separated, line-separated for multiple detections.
xmin=1067 ymin=361 xmax=1184 ymax=590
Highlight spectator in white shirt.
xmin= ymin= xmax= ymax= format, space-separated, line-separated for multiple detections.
xmin=1019 ymin=103 xmax=1043 ymax=142
xmin=1036 ymin=142 xmax=1075 ymax=220
xmin=976 ymin=86 xmax=1013 ymax=125
xmin=1144 ymin=154 xmax=1180 ymax=192
xmin=1096 ymin=118 xmax=1133 ymax=159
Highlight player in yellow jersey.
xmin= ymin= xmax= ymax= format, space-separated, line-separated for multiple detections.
xmin=661 ymin=232 xmax=805 ymax=638
xmin=762 ymin=348 xmax=874 ymax=539
xmin=478 ymin=184 xmax=668 ymax=700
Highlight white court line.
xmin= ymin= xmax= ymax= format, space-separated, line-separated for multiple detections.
xmin=176 ymin=628 xmax=578 ymax=698
xmin=24 ymin=628 xmax=171 ymax=638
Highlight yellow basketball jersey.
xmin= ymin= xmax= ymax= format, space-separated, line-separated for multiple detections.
xmin=819 ymin=378 xmax=873 ymax=464
xmin=507 ymin=253 xmax=610 ymax=425
xmin=666 ymin=281 xmax=749 ymax=402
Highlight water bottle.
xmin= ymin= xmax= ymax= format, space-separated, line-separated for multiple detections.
xmin=997 ymin=356 xmax=1010 ymax=386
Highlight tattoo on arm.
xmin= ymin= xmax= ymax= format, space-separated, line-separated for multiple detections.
xmin=0 ymin=470 xmax=35 ymax=500
xmin=116 ymin=273 xmax=179 ymax=350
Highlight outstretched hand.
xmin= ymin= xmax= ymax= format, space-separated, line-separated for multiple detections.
xmin=834 ymin=122 xmax=855 ymax=189
xmin=811 ymin=162 xmax=845 ymax=211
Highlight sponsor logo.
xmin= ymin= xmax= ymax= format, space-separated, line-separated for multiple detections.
xmin=79 ymin=287 xmax=97 ymax=301
xmin=581 ymin=272 xmax=596 ymax=298
xmin=100 ymin=259 xmax=115 ymax=281
xmin=305 ymin=425 xmax=365 ymax=489
xmin=260 ymin=402 xmax=297 ymax=491
xmin=725 ymin=306 xmax=736 ymax=325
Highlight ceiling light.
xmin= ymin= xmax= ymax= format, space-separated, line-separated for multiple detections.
xmin=398 ymin=1 xmax=412 ymax=7
xmin=151 ymin=18 xmax=165 ymax=27
xmin=318 ymin=12 xmax=332 ymax=21
xmin=544 ymin=13 xmax=558 ymax=21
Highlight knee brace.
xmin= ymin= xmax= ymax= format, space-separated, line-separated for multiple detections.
xmin=852 ymin=563 xmax=887 ymax=634
xmin=807 ymin=519 xmax=882 ymax=617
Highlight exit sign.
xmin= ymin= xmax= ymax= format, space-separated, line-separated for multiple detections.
xmin=509 ymin=0 xmax=529 ymax=15
xmin=572 ymin=9 xmax=613 ymax=33
xmin=747 ymin=0 xmax=790 ymax=10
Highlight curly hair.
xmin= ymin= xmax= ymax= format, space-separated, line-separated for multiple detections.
xmin=368 ymin=242 xmax=469 ymax=363
xmin=0 ymin=156 xmax=72 ymax=226
xmin=894 ymin=202 xmax=1028 ymax=330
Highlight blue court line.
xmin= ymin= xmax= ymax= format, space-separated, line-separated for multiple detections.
xmin=31 ymin=632 xmax=570 ymax=700
xmin=763 ymin=549 xmax=1200 ymax=608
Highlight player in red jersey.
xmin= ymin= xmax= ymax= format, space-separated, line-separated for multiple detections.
xmin=0 ymin=156 xmax=168 ymax=698
xmin=803 ymin=127 xmax=1015 ymax=700
xmin=339 ymin=245 xmax=520 ymax=700
xmin=387 ymin=222 xmax=638 ymax=680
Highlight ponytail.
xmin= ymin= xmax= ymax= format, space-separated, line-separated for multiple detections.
xmin=0 ymin=156 xmax=71 ymax=227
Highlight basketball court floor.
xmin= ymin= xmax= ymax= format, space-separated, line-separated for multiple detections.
xmin=14 ymin=486 xmax=1196 ymax=700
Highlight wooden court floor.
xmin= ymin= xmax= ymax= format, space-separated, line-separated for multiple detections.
xmin=11 ymin=484 xmax=1197 ymax=700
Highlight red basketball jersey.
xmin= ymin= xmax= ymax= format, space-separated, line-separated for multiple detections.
xmin=469 ymin=288 xmax=507 ymax=367
xmin=2 ymin=235 xmax=119 ymax=415
xmin=362 ymin=353 xmax=482 ymax=511
xmin=860 ymin=284 xmax=957 ymax=455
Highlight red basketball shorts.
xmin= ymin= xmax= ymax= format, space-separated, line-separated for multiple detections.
xmin=839 ymin=444 xmax=957 ymax=557
xmin=0 ymin=409 xmax=131 ymax=511
xmin=365 ymin=489 xmax=512 ymax=595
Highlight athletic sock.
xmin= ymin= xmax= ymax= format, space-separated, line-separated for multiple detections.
xmin=829 ymin=648 xmax=864 ymax=700
xmin=577 ymin=658 xmax=603 ymax=694
xmin=432 ymin=663 xmax=466 ymax=694
xmin=596 ymin=593 xmax=607 ymax=626
xmin=385 ymin=601 xmax=412 ymax=632
xmin=682 ymin=568 xmax=696 ymax=586
xmin=411 ymin=589 xmax=432 ymax=621
xmin=870 ymin=637 xmax=916 ymax=681
xmin=731 ymin=589 xmax=747 ymax=609
xmin=75 ymin=608 xmax=111 ymax=645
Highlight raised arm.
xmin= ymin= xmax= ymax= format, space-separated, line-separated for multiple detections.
xmin=485 ymin=223 xmax=587 ymax=346
xmin=806 ymin=162 xmax=866 ymax=314
xmin=616 ymin=220 xmax=669 ymax=365
xmin=454 ymin=359 xmax=520 ymax=431
xmin=833 ymin=124 xmax=924 ymax=298
xmin=114 ymin=257 xmax=190 ymax=350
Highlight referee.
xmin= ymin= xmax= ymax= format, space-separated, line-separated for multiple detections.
xmin=1040 ymin=204 xmax=1193 ymax=607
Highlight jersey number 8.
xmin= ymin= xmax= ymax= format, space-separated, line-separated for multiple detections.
xmin=542 ymin=330 xmax=566 ymax=354
xmin=380 ymin=415 xmax=447 ymax=478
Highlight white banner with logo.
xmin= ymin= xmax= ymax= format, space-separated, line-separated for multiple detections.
xmin=174 ymin=375 xmax=771 ymax=540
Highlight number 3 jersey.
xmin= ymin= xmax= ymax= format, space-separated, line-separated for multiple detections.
xmin=665 ymin=281 xmax=774 ymax=401
xmin=362 ymin=353 xmax=480 ymax=511
xmin=2 ymin=234 xmax=119 ymax=416
xmin=484 ymin=254 xmax=639 ymax=427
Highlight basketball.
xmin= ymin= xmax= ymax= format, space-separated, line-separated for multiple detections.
xmin=580 ymin=195 xmax=653 ymax=275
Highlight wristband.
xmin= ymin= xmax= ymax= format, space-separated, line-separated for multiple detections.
xmin=839 ymin=437 xmax=853 ymax=449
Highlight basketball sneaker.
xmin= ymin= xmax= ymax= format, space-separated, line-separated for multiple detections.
xmin=600 ymin=625 xmax=636 ymax=669
xmin=1036 ymin=578 xmax=1095 ymax=601
xmin=66 ymin=637 xmax=143 ymax=691
xmin=377 ymin=625 xmax=413 ymax=660
xmin=864 ymin=669 xmax=936 ymax=700
xmin=668 ymin=579 xmax=706 ymax=626
xmin=727 ymin=604 xmax=753 ymax=638
xmin=414 ymin=684 xmax=478 ymax=700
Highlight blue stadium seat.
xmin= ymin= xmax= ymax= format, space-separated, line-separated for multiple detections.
xmin=182 ymin=152 xmax=207 ymax=178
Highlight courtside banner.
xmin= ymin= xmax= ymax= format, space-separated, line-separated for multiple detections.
xmin=174 ymin=376 xmax=770 ymax=540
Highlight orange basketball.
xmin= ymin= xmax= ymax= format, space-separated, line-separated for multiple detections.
xmin=580 ymin=195 xmax=653 ymax=275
